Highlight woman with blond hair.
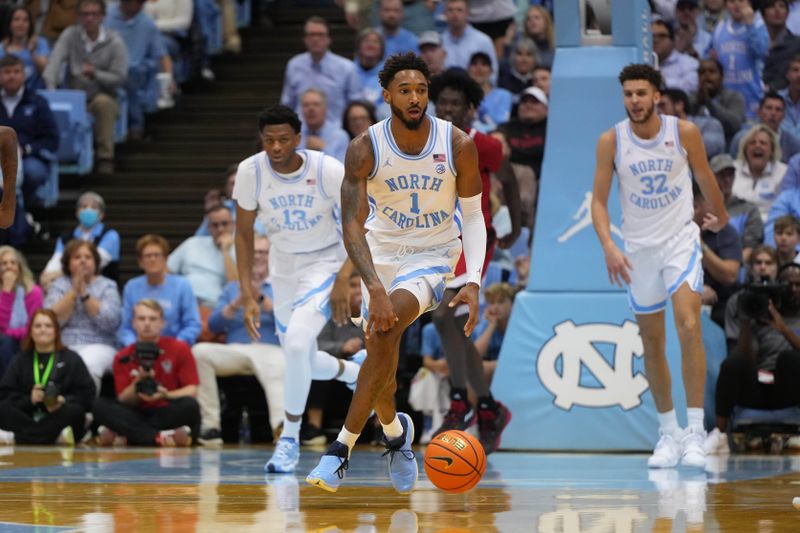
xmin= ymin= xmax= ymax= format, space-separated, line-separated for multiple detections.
xmin=521 ymin=5 xmax=554 ymax=69
xmin=0 ymin=246 xmax=43 ymax=377
xmin=733 ymin=125 xmax=788 ymax=222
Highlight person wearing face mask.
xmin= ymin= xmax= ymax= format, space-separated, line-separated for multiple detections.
xmin=0 ymin=309 xmax=95 ymax=446
xmin=0 ymin=246 xmax=43 ymax=378
xmin=39 ymin=191 xmax=120 ymax=291
xmin=707 ymin=250 xmax=800 ymax=454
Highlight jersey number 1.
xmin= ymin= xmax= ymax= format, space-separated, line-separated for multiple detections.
xmin=410 ymin=192 xmax=420 ymax=214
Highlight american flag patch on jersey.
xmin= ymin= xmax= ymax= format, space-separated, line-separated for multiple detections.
xmin=306 ymin=178 xmax=316 ymax=185
xmin=664 ymin=141 xmax=674 ymax=147
xmin=433 ymin=153 xmax=446 ymax=162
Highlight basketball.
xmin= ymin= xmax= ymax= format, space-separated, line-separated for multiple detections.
xmin=424 ymin=430 xmax=486 ymax=493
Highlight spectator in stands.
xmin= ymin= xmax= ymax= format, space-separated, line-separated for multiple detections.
xmin=494 ymin=86 xmax=548 ymax=182
xmin=376 ymin=0 xmax=419 ymax=58
xmin=734 ymin=124 xmax=788 ymax=221
xmin=0 ymin=246 xmax=42 ymax=377
xmin=710 ymin=0 xmax=769 ymax=118
xmin=763 ymin=0 xmax=800 ymax=91
xmin=167 ymin=204 xmax=237 ymax=308
xmin=40 ymin=192 xmax=121 ymax=290
xmin=118 ymin=234 xmax=201 ymax=348
xmin=730 ymin=91 xmax=800 ymax=163
xmin=0 ymin=55 xmax=59 ymax=208
xmin=43 ymin=0 xmax=129 ymax=176
xmin=468 ymin=51 xmax=512 ymax=134
xmin=196 ymin=165 xmax=235 ymax=236
xmin=143 ymin=0 xmax=193 ymax=76
xmin=441 ymin=0 xmax=497 ymax=79
xmin=0 ymin=309 xmax=95 ymax=445
xmin=711 ymin=154 xmax=763 ymax=263
xmin=30 ymin=0 xmax=79 ymax=44
xmin=674 ymin=0 xmax=711 ymax=58
xmin=418 ymin=31 xmax=447 ymax=77
xmin=218 ymin=0 xmax=241 ymax=54
xmin=694 ymin=58 xmax=747 ymax=144
xmin=105 ymin=0 xmax=171 ymax=141
xmin=303 ymin=271 xmax=364 ymax=445
xmin=780 ymin=55 xmax=800 ymax=139
xmin=532 ymin=65 xmax=551 ymax=96
xmin=653 ymin=19 xmax=699 ymax=95
xmin=280 ymin=16 xmax=363 ymax=127
xmin=353 ymin=29 xmax=386 ymax=119
xmin=694 ymin=181 xmax=742 ymax=326
xmin=659 ymin=88 xmax=725 ymax=158
xmin=44 ymin=240 xmax=121 ymax=393
xmin=520 ymin=5 xmax=554 ymax=69
xmin=707 ymin=252 xmax=800 ymax=454
xmin=192 ymin=235 xmax=284 ymax=445
xmin=468 ymin=0 xmax=515 ymax=62
xmin=299 ymin=88 xmax=350 ymax=163
xmin=773 ymin=214 xmax=800 ymax=266
xmin=0 ymin=6 xmax=50 ymax=91
xmin=700 ymin=0 xmax=726 ymax=33
xmin=472 ymin=282 xmax=515 ymax=385
xmin=498 ymin=36 xmax=536 ymax=103
xmin=342 ymin=100 xmax=377 ymax=140
xmin=93 ymin=299 xmax=200 ymax=447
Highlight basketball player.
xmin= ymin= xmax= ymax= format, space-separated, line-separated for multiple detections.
xmin=0 ymin=125 xmax=18 ymax=228
xmin=591 ymin=63 xmax=729 ymax=468
xmin=306 ymin=52 xmax=486 ymax=493
xmin=428 ymin=68 xmax=521 ymax=453
xmin=233 ymin=105 xmax=364 ymax=474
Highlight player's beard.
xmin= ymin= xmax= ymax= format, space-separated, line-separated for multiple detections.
xmin=626 ymin=101 xmax=656 ymax=124
xmin=391 ymin=102 xmax=427 ymax=130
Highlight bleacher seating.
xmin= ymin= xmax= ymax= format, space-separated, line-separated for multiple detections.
xmin=37 ymin=89 xmax=94 ymax=175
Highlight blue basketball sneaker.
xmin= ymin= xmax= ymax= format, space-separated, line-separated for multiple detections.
xmin=265 ymin=437 xmax=300 ymax=473
xmin=306 ymin=440 xmax=350 ymax=492
xmin=346 ymin=349 xmax=367 ymax=391
xmin=382 ymin=412 xmax=418 ymax=494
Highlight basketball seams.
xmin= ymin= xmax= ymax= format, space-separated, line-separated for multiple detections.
xmin=425 ymin=441 xmax=482 ymax=476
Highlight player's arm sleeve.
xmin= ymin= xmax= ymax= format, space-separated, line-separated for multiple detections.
xmin=460 ymin=193 xmax=488 ymax=286
xmin=231 ymin=159 xmax=258 ymax=211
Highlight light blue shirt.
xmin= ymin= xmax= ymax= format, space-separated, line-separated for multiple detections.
xmin=380 ymin=26 xmax=419 ymax=58
xmin=355 ymin=60 xmax=385 ymax=114
xmin=300 ymin=122 xmax=350 ymax=163
xmin=208 ymin=280 xmax=278 ymax=345
xmin=167 ymin=236 xmax=233 ymax=306
xmin=442 ymin=25 xmax=498 ymax=83
xmin=56 ymin=223 xmax=121 ymax=262
xmin=421 ymin=322 xmax=443 ymax=360
xmin=765 ymin=187 xmax=800 ymax=245
xmin=474 ymin=87 xmax=512 ymax=134
xmin=688 ymin=114 xmax=725 ymax=158
xmin=779 ymin=88 xmax=800 ymax=140
xmin=117 ymin=273 xmax=202 ymax=347
xmin=280 ymin=51 xmax=363 ymax=127
xmin=660 ymin=49 xmax=699 ymax=95
xmin=104 ymin=6 xmax=165 ymax=70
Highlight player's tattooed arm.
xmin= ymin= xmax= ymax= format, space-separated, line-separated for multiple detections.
xmin=341 ymin=132 xmax=380 ymax=290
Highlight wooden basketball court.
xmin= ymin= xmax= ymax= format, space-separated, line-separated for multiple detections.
xmin=0 ymin=445 xmax=798 ymax=532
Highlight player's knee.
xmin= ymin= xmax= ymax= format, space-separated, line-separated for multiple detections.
xmin=675 ymin=314 xmax=700 ymax=338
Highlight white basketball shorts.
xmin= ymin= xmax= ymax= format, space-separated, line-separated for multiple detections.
xmin=626 ymin=221 xmax=704 ymax=315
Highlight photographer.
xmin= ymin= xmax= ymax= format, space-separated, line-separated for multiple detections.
xmin=0 ymin=309 xmax=95 ymax=445
xmin=706 ymin=247 xmax=800 ymax=453
xmin=93 ymin=299 xmax=200 ymax=447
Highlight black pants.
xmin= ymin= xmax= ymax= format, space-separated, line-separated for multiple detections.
xmin=715 ymin=351 xmax=800 ymax=417
xmin=93 ymin=397 xmax=200 ymax=446
xmin=0 ymin=402 xmax=86 ymax=444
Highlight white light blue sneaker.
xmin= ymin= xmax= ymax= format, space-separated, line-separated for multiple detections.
xmin=306 ymin=440 xmax=350 ymax=492
xmin=265 ymin=437 xmax=300 ymax=473
xmin=346 ymin=349 xmax=367 ymax=391
xmin=383 ymin=412 xmax=418 ymax=494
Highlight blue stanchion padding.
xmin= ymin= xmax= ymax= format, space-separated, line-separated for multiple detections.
xmin=492 ymin=292 xmax=726 ymax=450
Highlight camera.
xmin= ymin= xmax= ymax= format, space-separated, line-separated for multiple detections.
xmin=133 ymin=342 xmax=161 ymax=396
xmin=43 ymin=382 xmax=60 ymax=409
xmin=739 ymin=278 xmax=789 ymax=321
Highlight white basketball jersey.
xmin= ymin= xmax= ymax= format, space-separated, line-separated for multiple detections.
xmin=366 ymin=116 xmax=460 ymax=249
xmin=232 ymin=149 xmax=343 ymax=254
xmin=614 ymin=114 xmax=694 ymax=252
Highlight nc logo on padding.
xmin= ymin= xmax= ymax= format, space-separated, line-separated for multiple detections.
xmin=537 ymin=320 xmax=648 ymax=410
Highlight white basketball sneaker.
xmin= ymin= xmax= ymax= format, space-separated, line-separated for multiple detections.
xmin=648 ymin=430 xmax=681 ymax=468
xmin=680 ymin=427 xmax=707 ymax=468
xmin=703 ymin=427 xmax=730 ymax=455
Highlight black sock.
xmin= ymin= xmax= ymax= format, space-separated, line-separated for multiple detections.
xmin=450 ymin=387 xmax=468 ymax=402
xmin=477 ymin=394 xmax=496 ymax=411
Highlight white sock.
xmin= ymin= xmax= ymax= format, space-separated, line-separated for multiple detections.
xmin=282 ymin=418 xmax=301 ymax=441
xmin=0 ymin=429 xmax=14 ymax=444
xmin=336 ymin=428 xmax=360 ymax=455
xmin=687 ymin=407 xmax=705 ymax=432
xmin=657 ymin=409 xmax=680 ymax=437
xmin=381 ymin=415 xmax=403 ymax=440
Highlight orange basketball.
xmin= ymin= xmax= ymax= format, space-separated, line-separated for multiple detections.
xmin=424 ymin=430 xmax=486 ymax=493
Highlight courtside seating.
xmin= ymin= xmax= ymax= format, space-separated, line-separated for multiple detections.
xmin=37 ymin=89 xmax=94 ymax=175
xmin=730 ymin=406 xmax=800 ymax=453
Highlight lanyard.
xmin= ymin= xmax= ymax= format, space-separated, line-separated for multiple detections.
xmin=33 ymin=351 xmax=55 ymax=387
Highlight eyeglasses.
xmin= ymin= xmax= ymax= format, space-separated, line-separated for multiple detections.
xmin=652 ymin=33 xmax=671 ymax=40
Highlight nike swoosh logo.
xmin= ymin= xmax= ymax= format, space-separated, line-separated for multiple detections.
xmin=430 ymin=456 xmax=453 ymax=468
